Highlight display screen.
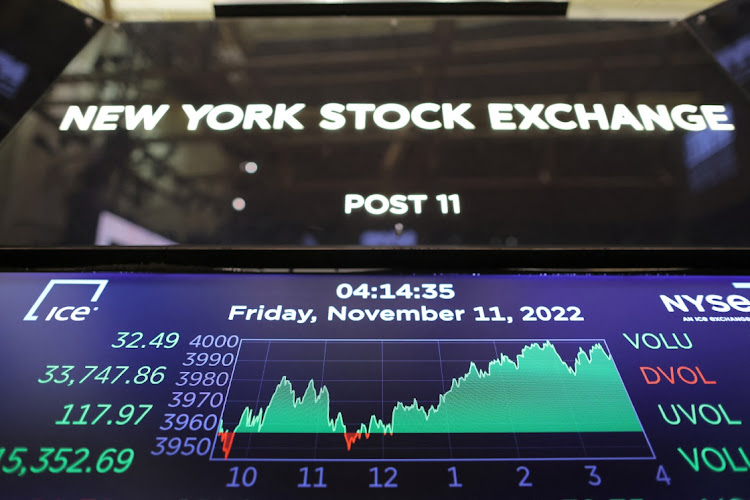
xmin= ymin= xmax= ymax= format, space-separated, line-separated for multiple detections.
xmin=0 ymin=271 xmax=747 ymax=498
xmin=2 ymin=15 xmax=750 ymax=247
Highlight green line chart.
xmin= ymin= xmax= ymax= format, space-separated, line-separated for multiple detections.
xmin=211 ymin=339 xmax=654 ymax=461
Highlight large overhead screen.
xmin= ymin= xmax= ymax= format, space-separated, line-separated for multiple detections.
xmin=1 ymin=14 xmax=749 ymax=247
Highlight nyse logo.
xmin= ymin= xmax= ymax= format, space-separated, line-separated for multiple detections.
xmin=24 ymin=279 xmax=108 ymax=322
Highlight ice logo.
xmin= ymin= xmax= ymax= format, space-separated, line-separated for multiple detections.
xmin=24 ymin=279 xmax=108 ymax=322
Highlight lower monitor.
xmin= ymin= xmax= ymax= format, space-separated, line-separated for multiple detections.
xmin=0 ymin=269 xmax=747 ymax=498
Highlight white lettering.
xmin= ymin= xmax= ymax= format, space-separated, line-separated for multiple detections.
xmin=389 ymin=194 xmax=409 ymax=215
xmin=700 ymin=105 xmax=735 ymax=131
xmin=515 ymin=103 xmax=549 ymax=130
xmin=671 ymin=104 xmax=707 ymax=131
xmin=637 ymin=104 xmax=675 ymax=131
xmin=488 ymin=103 xmax=517 ymax=130
xmin=411 ymin=102 xmax=442 ymax=130
xmin=681 ymin=294 xmax=706 ymax=312
xmin=124 ymin=105 xmax=170 ymax=131
xmin=610 ymin=104 xmax=644 ymax=131
xmin=373 ymin=103 xmax=411 ymax=130
xmin=319 ymin=103 xmax=346 ymax=130
xmin=574 ymin=103 xmax=609 ymax=130
xmin=727 ymin=294 xmax=750 ymax=312
xmin=346 ymin=103 xmax=376 ymax=130
xmin=344 ymin=194 xmax=364 ymax=214
xmin=243 ymin=104 xmax=273 ymax=130
xmin=442 ymin=103 xmax=475 ymax=130
xmin=228 ymin=305 xmax=247 ymax=320
xmin=273 ymin=103 xmax=305 ymax=130
xmin=705 ymin=294 xmax=730 ymax=312
xmin=661 ymin=295 xmax=690 ymax=313
xmin=182 ymin=104 xmax=213 ymax=131
xmin=407 ymin=194 xmax=428 ymax=214
xmin=207 ymin=104 xmax=243 ymax=131
xmin=92 ymin=105 xmax=124 ymax=131
xmin=59 ymin=105 xmax=98 ymax=131
xmin=365 ymin=194 xmax=389 ymax=215
xmin=545 ymin=103 xmax=576 ymax=130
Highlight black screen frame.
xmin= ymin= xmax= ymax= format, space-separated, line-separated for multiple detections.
xmin=213 ymin=1 xmax=569 ymax=17
xmin=2 ymin=247 xmax=749 ymax=274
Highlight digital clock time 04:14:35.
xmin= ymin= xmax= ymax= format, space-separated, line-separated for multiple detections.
xmin=336 ymin=283 xmax=455 ymax=300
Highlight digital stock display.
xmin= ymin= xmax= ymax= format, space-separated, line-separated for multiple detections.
xmin=0 ymin=271 xmax=748 ymax=499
